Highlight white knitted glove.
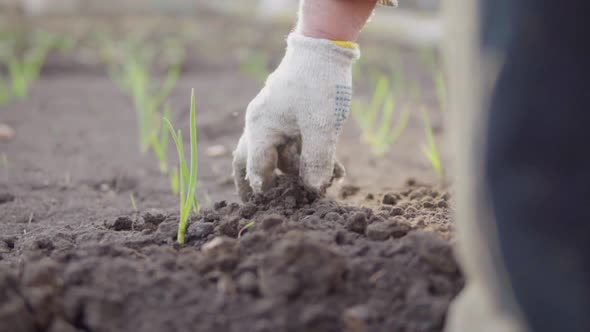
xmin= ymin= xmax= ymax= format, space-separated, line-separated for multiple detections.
xmin=233 ymin=33 xmax=360 ymax=201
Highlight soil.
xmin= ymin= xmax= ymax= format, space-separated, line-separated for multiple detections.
xmin=1 ymin=14 xmax=461 ymax=332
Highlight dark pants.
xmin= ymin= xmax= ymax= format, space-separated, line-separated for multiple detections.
xmin=481 ymin=1 xmax=590 ymax=331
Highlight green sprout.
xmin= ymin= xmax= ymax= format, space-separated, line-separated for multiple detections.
xmin=238 ymin=221 xmax=256 ymax=238
xmin=351 ymin=75 xmax=410 ymax=155
xmin=421 ymin=109 xmax=444 ymax=181
xmin=164 ymin=89 xmax=200 ymax=245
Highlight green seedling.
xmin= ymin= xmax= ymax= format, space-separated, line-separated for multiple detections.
xmin=150 ymin=104 xmax=172 ymax=173
xmin=164 ymin=89 xmax=200 ymax=245
xmin=238 ymin=221 xmax=256 ymax=238
xmin=352 ymin=75 xmax=410 ymax=155
xmin=421 ymin=109 xmax=444 ymax=181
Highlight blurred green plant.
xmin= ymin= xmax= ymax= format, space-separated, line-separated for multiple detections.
xmin=150 ymin=104 xmax=172 ymax=173
xmin=420 ymin=109 xmax=444 ymax=181
xmin=420 ymin=47 xmax=447 ymax=110
xmin=164 ymin=89 xmax=200 ymax=245
xmin=0 ymin=31 xmax=65 ymax=105
xmin=239 ymin=49 xmax=269 ymax=84
xmin=351 ymin=75 xmax=410 ymax=155
xmin=102 ymin=36 xmax=185 ymax=157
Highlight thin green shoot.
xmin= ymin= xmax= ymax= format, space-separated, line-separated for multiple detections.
xmin=351 ymin=75 xmax=410 ymax=155
xmin=164 ymin=89 xmax=199 ymax=245
xmin=150 ymin=104 xmax=171 ymax=173
xmin=421 ymin=109 xmax=444 ymax=181
xmin=129 ymin=193 xmax=138 ymax=212
xmin=238 ymin=221 xmax=256 ymax=238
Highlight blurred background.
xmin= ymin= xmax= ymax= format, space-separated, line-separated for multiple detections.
xmin=0 ymin=0 xmax=447 ymax=206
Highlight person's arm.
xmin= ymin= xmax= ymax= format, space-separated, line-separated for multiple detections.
xmin=297 ymin=0 xmax=379 ymax=41
xmin=232 ymin=0 xmax=380 ymax=201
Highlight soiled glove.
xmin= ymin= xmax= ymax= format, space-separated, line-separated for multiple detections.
xmin=233 ymin=33 xmax=360 ymax=201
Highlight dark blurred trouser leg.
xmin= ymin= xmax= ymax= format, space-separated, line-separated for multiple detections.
xmin=482 ymin=0 xmax=590 ymax=331
xmin=444 ymin=0 xmax=590 ymax=331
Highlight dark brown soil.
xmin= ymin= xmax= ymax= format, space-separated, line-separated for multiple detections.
xmin=1 ymin=14 xmax=460 ymax=332
xmin=0 ymin=176 xmax=461 ymax=332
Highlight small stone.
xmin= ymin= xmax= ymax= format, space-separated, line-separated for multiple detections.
xmin=382 ymin=193 xmax=398 ymax=205
xmin=346 ymin=212 xmax=367 ymax=234
xmin=261 ymin=214 xmax=284 ymax=231
xmin=206 ymin=145 xmax=228 ymax=157
xmin=0 ymin=123 xmax=15 ymax=141
xmin=111 ymin=216 xmax=133 ymax=231
xmin=203 ymin=236 xmax=235 ymax=252
xmin=365 ymin=193 xmax=374 ymax=200
xmin=406 ymin=178 xmax=417 ymax=186
xmin=239 ymin=203 xmax=258 ymax=219
xmin=437 ymin=200 xmax=448 ymax=208
xmin=187 ymin=223 xmax=214 ymax=240
xmin=343 ymin=305 xmax=370 ymax=332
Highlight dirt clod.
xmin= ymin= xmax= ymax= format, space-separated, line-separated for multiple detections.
xmin=0 ymin=193 xmax=15 ymax=205
xmin=109 ymin=216 xmax=133 ymax=231
xmin=142 ymin=210 xmax=166 ymax=225
xmin=346 ymin=212 xmax=367 ymax=234
xmin=260 ymin=214 xmax=284 ymax=231
xmin=382 ymin=193 xmax=398 ymax=205
xmin=239 ymin=203 xmax=258 ymax=219
xmin=187 ymin=222 xmax=214 ymax=240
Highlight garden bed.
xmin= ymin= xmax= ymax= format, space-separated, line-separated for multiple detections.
xmin=0 ymin=14 xmax=461 ymax=332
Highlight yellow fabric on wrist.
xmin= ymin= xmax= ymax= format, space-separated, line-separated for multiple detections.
xmin=331 ymin=40 xmax=359 ymax=50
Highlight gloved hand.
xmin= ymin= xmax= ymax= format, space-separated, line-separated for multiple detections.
xmin=233 ymin=33 xmax=360 ymax=201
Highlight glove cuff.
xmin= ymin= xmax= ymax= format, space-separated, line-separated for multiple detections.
xmin=286 ymin=33 xmax=361 ymax=66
